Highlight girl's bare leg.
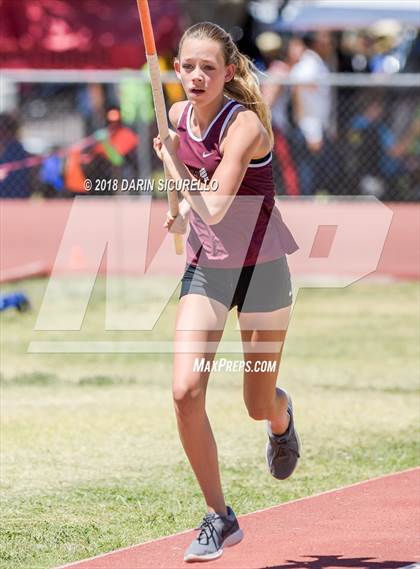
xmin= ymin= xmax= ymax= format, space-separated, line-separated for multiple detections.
xmin=239 ymin=307 xmax=292 ymax=434
xmin=173 ymin=294 xmax=228 ymax=515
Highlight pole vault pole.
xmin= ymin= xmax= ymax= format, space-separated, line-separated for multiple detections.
xmin=136 ymin=0 xmax=184 ymax=255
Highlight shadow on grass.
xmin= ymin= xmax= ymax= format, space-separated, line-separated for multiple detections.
xmin=315 ymin=383 xmax=420 ymax=395
xmin=4 ymin=371 xmax=59 ymax=385
xmin=0 ymin=373 xmax=139 ymax=387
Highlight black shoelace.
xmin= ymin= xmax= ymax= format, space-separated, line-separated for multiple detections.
xmin=196 ymin=513 xmax=222 ymax=547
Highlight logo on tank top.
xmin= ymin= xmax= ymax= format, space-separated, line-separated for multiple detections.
xmin=199 ymin=167 xmax=210 ymax=183
xmin=202 ymin=151 xmax=214 ymax=158
xmin=188 ymin=166 xmax=218 ymax=191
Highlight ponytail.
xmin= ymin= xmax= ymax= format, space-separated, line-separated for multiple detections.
xmin=224 ymin=48 xmax=274 ymax=147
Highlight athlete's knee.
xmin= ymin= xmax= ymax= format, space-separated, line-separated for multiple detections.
xmin=172 ymin=382 xmax=205 ymax=417
xmin=245 ymin=401 xmax=275 ymax=422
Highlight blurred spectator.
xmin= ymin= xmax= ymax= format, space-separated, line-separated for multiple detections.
xmin=289 ymin=31 xmax=337 ymax=195
xmin=290 ymin=31 xmax=333 ymax=151
xmin=91 ymin=106 xmax=139 ymax=176
xmin=0 ymin=113 xmax=31 ymax=198
xmin=65 ymin=106 xmax=139 ymax=194
xmin=344 ymin=91 xmax=402 ymax=198
xmin=76 ymin=83 xmax=119 ymax=134
xmin=390 ymin=103 xmax=420 ymax=199
xmin=338 ymin=22 xmax=419 ymax=75
xmin=259 ymin=33 xmax=304 ymax=195
xmin=391 ymin=105 xmax=420 ymax=161
xmin=339 ymin=30 xmax=372 ymax=73
xmin=368 ymin=20 xmax=404 ymax=74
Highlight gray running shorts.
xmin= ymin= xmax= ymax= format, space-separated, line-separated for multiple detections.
xmin=180 ymin=256 xmax=293 ymax=313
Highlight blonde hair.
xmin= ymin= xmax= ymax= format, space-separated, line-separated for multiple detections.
xmin=178 ymin=22 xmax=274 ymax=147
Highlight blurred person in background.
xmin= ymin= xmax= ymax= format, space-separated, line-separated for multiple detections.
xmin=259 ymin=33 xmax=304 ymax=196
xmin=90 ymin=106 xmax=139 ymax=180
xmin=367 ymin=20 xmax=404 ymax=75
xmin=65 ymin=106 xmax=139 ymax=195
xmin=344 ymin=91 xmax=402 ymax=198
xmin=0 ymin=113 xmax=32 ymax=198
xmin=289 ymin=31 xmax=336 ymax=195
xmin=76 ymin=83 xmax=119 ymax=135
xmin=338 ymin=30 xmax=372 ymax=73
xmin=390 ymin=103 xmax=420 ymax=200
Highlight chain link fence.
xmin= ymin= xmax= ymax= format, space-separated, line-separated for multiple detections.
xmin=0 ymin=71 xmax=419 ymax=201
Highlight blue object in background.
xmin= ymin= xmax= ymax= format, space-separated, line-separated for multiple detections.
xmin=0 ymin=292 xmax=30 ymax=312
xmin=40 ymin=155 xmax=64 ymax=192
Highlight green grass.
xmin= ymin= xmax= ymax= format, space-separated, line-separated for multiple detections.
xmin=1 ymin=277 xmax=419 ymax=569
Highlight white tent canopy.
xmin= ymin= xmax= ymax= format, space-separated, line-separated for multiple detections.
xmin=275 ymin=0 xmax=420 ymax=30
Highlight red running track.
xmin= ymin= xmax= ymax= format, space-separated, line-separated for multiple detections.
xmin=56 ymin=467 xmax=419 ymax=569
xmin=1 ymin=201 xmax=419 ymax=282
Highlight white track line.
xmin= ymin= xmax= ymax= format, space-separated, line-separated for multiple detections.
xmin=54 ymin=466 xmax=420 ymax=569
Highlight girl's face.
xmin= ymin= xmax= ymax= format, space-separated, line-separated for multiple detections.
xmin=175 ymin=38 xmax=235 ymax=105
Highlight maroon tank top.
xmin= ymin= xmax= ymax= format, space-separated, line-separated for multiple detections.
xmin=176 ymin=98 xmax=299 ymax=268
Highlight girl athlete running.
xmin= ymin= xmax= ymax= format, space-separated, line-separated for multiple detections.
xmin=153 ymin=22 xmax=301 ymax=563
